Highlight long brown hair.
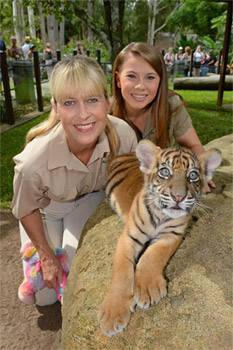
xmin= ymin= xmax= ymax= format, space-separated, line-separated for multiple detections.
xmin=111 ymin=42 xmax=170 ymax=148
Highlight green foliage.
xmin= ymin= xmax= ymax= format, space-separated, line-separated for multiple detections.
xmin=211 ymin=11 xmax=227 ymax=38
xmin=199 ymin=8 xmax=232 ymax=63
xmin=123 ymin=0 xmax=149 ymax=44
xmin=0 ymin=2 xmax=13 ymax=44
xmin=62 ymin=38 xmax=110 ymax=62
xmin=83 ymin=39 xmax=110 ymax=63
xmin=169 ymin=0 xmax=227 ymax=39
xmin=176 ymin=33 xmax=196 ymax=50
xmin=200 ymin=36 xmax=220 ymax=56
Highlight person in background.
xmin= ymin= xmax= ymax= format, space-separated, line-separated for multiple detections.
xmin=43 ymin=42 xmax=54 ymax=78
xmin=175 ymin=46 xmax=184 ymax=61
xmin=206 ymin=50 xmax=217 ymax=74
xmin=110 ymin=42 xmax=215 ymax=192
xmin=164 ymin=47 xmax=175 ymax=75
xmin=21 ymin=36 xmax=31 ymax=60
xmin=27 ymin=44 xmax=36 ymax=60
xmin=193 ymin=45 xmax=205 ymax=77
xmin=76 ymin=41 xmax=86 ymax=56
xmin=200 ymin=51 xmax=210 ymax=76
xmin=7 ymin=36 xmax=23 ymax=60
xmin=12 ymin=55 xmax=137 ymax=307
xmin=0 ymin=33 xmax=6 ymax=53
xmin=182 ymin=46 xmax=192 ymax=76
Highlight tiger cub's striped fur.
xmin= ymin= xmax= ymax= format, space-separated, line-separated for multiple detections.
xmin=99 ymin=140 xmax=221 ymax=337
xmin=106 ymin=154 xmax=143 ymax=221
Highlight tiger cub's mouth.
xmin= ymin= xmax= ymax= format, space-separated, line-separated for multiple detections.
xmin=162 ymin=207 xmax=188 ymax=219
xmin=161 ymin=200 xmax=194 ymax=218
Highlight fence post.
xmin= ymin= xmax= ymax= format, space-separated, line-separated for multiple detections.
xmin=217 ymin=49 xmax=222 ymax=75
xmin=217 ymin=0 xmax=232 ymax=108
xmin=33 ymin=51 xmax=43 ymax=112
xmin=190 ymin=50 xmax=194 ymax=77
xmin=56 ymin=50 xmax=61 ymax=61
xmin=0 ymin=52 xmax=15 ymax=124
xmin=96 ymin=49 xmax=101 ymax=64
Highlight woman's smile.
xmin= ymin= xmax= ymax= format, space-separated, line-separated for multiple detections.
xmin=74 ymin=122 xmax=95 ymax=132
xmin=131 ymin=93 xmax=148 ymax=102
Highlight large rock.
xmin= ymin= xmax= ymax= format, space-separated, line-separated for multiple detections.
xmin=173 ymin=75 xmax=233 ymax=90
xmin=61 ymin=134 xmax=233 ymax=350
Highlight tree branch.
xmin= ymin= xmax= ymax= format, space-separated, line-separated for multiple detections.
xmin=153 ymin=2 xmax=181 ymax=35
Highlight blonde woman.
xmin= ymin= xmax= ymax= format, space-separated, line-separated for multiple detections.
xmin=12 ymin=56 xmax=137 ymax=306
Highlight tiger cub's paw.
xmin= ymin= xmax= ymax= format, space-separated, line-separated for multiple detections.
xmin=98 ymin=293 xmax=134 ymax=336
xmin=134 ymin=268 xmax=167 ymax=309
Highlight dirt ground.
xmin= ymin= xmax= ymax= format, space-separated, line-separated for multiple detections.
xmin=0 ymin=210 xmax=61 ymax=350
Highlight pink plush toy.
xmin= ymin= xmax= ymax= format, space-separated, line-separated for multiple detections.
xmin=18 ymin=241 xmax=69 ymax=305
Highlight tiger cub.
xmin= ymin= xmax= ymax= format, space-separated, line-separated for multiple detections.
xmin=99 ymin=139 xmax=221 ymax=336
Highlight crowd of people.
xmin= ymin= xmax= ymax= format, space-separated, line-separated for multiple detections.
xmin=6 ymin=36 xmax=37 ymax=61
xmin=1 ymin=35 xmax=55 ymax=67
xmin=163 ymin=45 xmax=218 ymax=77
xmin=1 ymin=35 xmax=89 ymax=79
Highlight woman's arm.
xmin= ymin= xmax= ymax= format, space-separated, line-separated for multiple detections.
xmin=176 ymin=127 xmax=216 ymax=192
xmin=20 ymin=210 xmax=63 ymax=289
xmin=176 ymin=127 xmax=205 ymax=155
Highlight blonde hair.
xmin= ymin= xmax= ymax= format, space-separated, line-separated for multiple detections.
xmin=111 ymin=42 xmax=171 ymax=148
xmin=26 ymin=56 xmax=119 ymax=156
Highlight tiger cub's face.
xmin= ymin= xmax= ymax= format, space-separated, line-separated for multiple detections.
xmin=136 ymin=140 xmax=221 ymax=219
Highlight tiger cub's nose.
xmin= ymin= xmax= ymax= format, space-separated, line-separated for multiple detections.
xmin=171 ymin=193 xmax=185 ymax=203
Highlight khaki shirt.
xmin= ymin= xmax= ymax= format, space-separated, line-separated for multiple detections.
xmin=143 ymin=94 xmax=193 ymax=145
xmin=12 ymin=115 xmax=137 ymax=219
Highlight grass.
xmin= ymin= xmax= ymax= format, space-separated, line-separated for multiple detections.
xmin=0 ymin=114 xmax=48 ymax=209
xmin=177 ymin=90 xmax=232 ymax=144
xmin=1 ymin=90 xmax=232 ymax=209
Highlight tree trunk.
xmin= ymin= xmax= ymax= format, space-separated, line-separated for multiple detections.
xmin=147 ymin=0 xmax=158 ymax=45
xmin=27 ymin=6 xmax=36 ymax=38
xmin=87 ymin=0 xmax=94 ymax=41
xmin=12 ymin=0 xmax=25 ymax=45
xmin=38 ymin=1 xmax=47 ymax=45
xmin=47 ymin=14 xmax=57 ymax=52
xmin=103 ymin=0 xmax=125 ymax=62
xmin=59 ymin=20 xmax=65 ymax=52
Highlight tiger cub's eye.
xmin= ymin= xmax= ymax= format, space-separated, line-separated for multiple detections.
xmin=158 ymin=166 xmax=171 ymax=179
xmin=188 ymin=170 xmax=200 ymax=182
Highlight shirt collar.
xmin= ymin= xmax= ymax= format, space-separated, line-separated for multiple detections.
xmin=48 ymin=123 xmax=110 ymax=171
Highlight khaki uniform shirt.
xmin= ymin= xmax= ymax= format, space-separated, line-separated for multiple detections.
xmin=12 ymin=115 xmax=137 ymax=219
xmin=143 ymin=94 xmax=193 ymax=145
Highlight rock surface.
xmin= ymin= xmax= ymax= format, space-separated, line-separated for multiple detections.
xmin=61 ymin=134 xmax=233 ymax=350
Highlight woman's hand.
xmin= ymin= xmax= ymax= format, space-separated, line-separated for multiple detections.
xmin=202 ymin=179 xmax=216 ymax=194
xmin=20 ymin=210 xmax=63 ymax=290
xmin=40 ymin=251 xmax=63 ymax=290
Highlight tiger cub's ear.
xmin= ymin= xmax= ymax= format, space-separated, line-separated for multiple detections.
xmin=136 ymin=140 xmax=161 ymax=174
xmin=198 ymin=148 xmax=222 ymax=181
